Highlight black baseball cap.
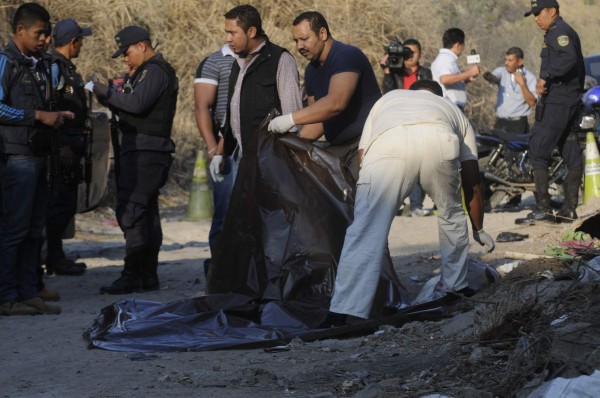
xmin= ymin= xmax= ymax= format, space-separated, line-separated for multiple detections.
xmin=53 ymin=19 xmax=92 ymax=46
xmin=112 ymin=26 xmax=150 ymax=58
xmin=524 ymin=0 xmax=559 ymax=17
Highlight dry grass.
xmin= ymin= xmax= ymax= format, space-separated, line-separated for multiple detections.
xmin=1 ymin=0 xmax=599 ymax=185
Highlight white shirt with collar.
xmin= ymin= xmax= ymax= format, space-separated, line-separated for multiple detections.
xmin=431 ymin=48 xmax=467 ymax=108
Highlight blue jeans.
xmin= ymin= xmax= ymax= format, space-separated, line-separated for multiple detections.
xmin=409 ymin=183 xmax=426 ymax=211
xmin=0 ymin=155 xmax=48 ymax=303
xmin=208 ymin=155 xmax=239 ymax=254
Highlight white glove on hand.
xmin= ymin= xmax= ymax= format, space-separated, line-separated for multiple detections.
xmin=209 ymin=155 xmax=224 ymax=183
xmin=84 ymin=81 xmax=95 ymax=92
xmin=267 ymin=114 xmax=295 ymax=133
xmin=473 ymin=229 xmax=495 ymax=253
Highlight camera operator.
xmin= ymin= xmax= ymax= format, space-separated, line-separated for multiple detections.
xmin=380 ymin=38 xmax=432 ymax=93
xmin=379 ymin=38 xmax=433 ymax=217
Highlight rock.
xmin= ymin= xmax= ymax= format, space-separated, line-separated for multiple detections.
xmin=310 ymin=392 xmax=334 ymax=398
xmin=353 ymin=383 xmax=384 ymax=398
xmin=441 ymin=312 xmax=475 ymax=337
xmin=463 ymin=386 xmax=493 ymax=398
xmin=399 ymin=321 xmax=426 ymax=337
xmin=377 ymin=377 xmax=401 ymax=389
xmin=467 ymin=346 xmax=495 ymax=364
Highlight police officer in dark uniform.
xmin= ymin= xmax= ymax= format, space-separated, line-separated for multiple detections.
xmin=45 ymin=19 xmax=93 ymax=276
xmin=524 ymin=0 xmax=585 ymax=223
xmin=87 ymin=26 xmax=178 ymax=294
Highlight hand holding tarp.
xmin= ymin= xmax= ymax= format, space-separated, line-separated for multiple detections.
xmin=267 ymin=114 xmax=295 ymax=133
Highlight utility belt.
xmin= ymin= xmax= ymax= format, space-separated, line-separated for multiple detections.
xmin=498 ymin=116 xmax=528 ymax=121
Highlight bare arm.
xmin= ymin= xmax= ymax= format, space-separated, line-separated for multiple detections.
xmin=514 ymin=71 xmax=536 ymax=108
xmin=194 ymin=83 xmax=219 ymax=161
xmin=298 ymin=96 xmax=324 ymax=139
xmin=439 ymin=65 xmax=480 ymax=86
xmin=460 ymin=159 xmax=484 ymax=231
xmin=291 ymin=72 xmax=360 ymax=125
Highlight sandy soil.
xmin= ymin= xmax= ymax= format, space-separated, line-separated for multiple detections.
xmin=1 ymin=193 xmax=597 ymax=398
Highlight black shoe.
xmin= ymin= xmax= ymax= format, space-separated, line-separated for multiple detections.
xmin=444 ymin=286 xmax=476 ymax=303
xmin=529 ymin=208 xmax=555 ymax=222
xmin=48 ymin=257 xmax=85 ymax=276
xmin=141 ymin=274 xmax=160 ymax=291
xmin=318 ymin=311 xmax=347 ymax=328
xmin=203 ymin=258 xmax=211 ymax=278
xmin=554 ymin=208 xmax=578 ymax=223
xmin=99 ymin=275 xmax=142 ymax=294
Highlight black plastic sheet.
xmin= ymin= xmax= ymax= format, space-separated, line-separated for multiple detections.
xmin=85 ymin=112 xmax=412 ymax=352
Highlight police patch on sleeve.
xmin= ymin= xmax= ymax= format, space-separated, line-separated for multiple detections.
xmin=557 ymin=35 xmax=570 ymax=47
xmin=138 ymin=69 xmax=148 ymax=83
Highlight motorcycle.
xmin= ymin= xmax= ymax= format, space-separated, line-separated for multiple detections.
xmin=476 ymin=129 xmax=567 ymax=212
xmin=478 ymin=83 xmax=600 ymax=212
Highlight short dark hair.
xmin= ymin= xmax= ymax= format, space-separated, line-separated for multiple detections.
xmin=505 ymin=46 xmax=524 ymax=60
xmin=442 ymin=28 xmax=465 ymax=49
xmin=403 ymin=38 xmax=421 ymax=53
xmin=224 ymin=5 xmax=265 ymax=38
xmin=12 ymin=3 xmax=50 ymax=34
xmin=410 ymin=79 xmax=443 ymax=97
xmin=292 ymin=11 xmax=331 ymax=38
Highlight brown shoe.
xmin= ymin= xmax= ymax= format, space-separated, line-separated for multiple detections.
xmin=22 ymin=297 xmax=61 ymax=314
xmin=38 ymin=287 xmax=61 ymax=302
xmin=0 ymin=300 xmax=38 ymax=316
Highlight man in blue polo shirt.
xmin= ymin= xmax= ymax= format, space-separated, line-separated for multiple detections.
xmin=268 ymin=11 xmax=381 ymax=181
xmin=483 ymin=47 xmax=537 ymax=134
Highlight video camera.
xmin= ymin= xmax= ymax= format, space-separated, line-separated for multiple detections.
xmin=384 ymin=39 xmax=414 ymax=69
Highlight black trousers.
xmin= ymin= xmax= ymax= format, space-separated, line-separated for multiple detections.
xmin=116 ymin=150 xmax=172 ymax=252
xmin=529 ymin=103 xmax=582 ymax=171
xmin=323 ymin=136 xmax=360 ymax=182
xmin=494 ymin=116 xmax=529 ymax=134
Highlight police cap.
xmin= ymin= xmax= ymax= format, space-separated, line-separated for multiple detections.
xmin=53 ymin=19 xmax=92 ymax=46
xmin=112 ymin=26 xmax=150 ymax=58
xmin=524 ymin=0 xmax=559 ymax=17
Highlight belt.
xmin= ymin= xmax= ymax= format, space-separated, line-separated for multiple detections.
xmin=498 ymin=116 xmax=527 ymax=121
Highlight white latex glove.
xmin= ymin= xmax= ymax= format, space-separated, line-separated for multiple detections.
xmin=267 ymin=114 xmax=295 ymax=133
xmin=209 ymin=155 xmax=224 ymax=183
xmin=84 ymin=81 xmax=95 ymax=92
xmin=473 ymin=229 xmax=495 ymax=253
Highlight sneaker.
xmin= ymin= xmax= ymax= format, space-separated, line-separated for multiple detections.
xmin=38 ymin=287 xmax=61 ymax=301
xmin=411 ymin=208 xmax=433 ymax=217
xmin=0 ymin=300 xmax=38 ymax=316
xmin=21 ymin=297 xmax=61 ymax=314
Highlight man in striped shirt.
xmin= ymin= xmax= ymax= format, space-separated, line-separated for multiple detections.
xmin=194 ymin=44 xmax=235 ymax=276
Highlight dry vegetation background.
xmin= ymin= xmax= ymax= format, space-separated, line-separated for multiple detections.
xmin=1 ymin=0 xmax=600 ymax=187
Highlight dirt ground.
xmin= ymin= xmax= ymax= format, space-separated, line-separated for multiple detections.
xmin=1 ymin=193 xmax=599 ymax=398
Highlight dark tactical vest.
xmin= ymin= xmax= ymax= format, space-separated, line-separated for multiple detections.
xmin=118 ymin=57 xmax=178 ymax=138
xmin=0 ymin=42 xmax=53 ymax=155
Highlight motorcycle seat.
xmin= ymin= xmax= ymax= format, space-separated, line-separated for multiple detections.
xmin=488 ymin=128 xmax=531 ymax=143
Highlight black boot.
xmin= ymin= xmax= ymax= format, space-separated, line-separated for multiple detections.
xmin=141 ymin=246 xmax=161 ymax=291
xmin=46 ymin=255 xmax=86 ymax=276
xmin=99 ymin=249 xmax=144 ymax=294
xmin=318 ymin=311 xmax=348 ymax=328
xmin=529 ymin=169 xmax=555 ymax=222
xmin=555 ymin=169 xmax=582 ymax=223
